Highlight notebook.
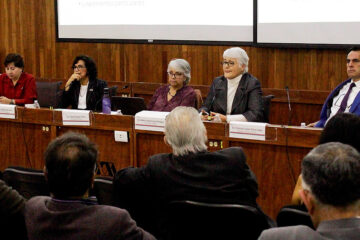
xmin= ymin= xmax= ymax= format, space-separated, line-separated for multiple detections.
xmin=111 ymin=96 xmax=147 ymax=115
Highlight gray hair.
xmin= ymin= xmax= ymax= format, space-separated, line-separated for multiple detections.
xmin=167 ymin=59 xmax=191 ymax=85
xmin=223 ymin=47 xmax=249 ymax=73
xmin=165 ymin=106 xmax=207 ymax=156
xmin=302 ymin=142 xmax=360 ymax=208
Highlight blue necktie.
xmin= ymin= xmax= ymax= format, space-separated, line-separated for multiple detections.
xmin=337 ymin=82 xmax=356 ymax=113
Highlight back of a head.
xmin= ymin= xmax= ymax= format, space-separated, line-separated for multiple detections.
xmin=319 ymin=113 xmax=360 ymax=152
xmin=44 ymin=132 xmax=98 ymax=199
xmin=165 ymin=106 xmax=207 ymax=156
xmin=302 ymin=142 xmax=360 ymax=207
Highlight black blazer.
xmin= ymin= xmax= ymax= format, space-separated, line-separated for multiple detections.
xmin=200 ymin=73 xmax=264 ymax=122
xmin=113 ymin=147 xmax=260 ymax=237
xmin=60 ymin=78 xmax=107 ymax=112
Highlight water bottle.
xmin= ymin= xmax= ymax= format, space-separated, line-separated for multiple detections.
xmin=34 ymin=100 xmax=40 ymax=109
xmin=102 ymin=88 xmax=111 ymax=114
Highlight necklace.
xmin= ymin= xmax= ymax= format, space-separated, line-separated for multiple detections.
xmin=168 ymin=89 xmax=176 ymax=97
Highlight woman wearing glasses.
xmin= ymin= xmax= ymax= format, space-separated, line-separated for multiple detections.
xmin=147 ymin=58 xmax=196 ymax=111
xmin=60 ymin=55 xmax=107 ymax=111
xmin=200 ymin=47 xmax=264 ymax=122
xmin=0 ymin=53 xmax=37 ymax=105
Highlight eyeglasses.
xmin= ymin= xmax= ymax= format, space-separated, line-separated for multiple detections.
xmin=72 ymin=65 xmax=86 ymax=70
xmin=221 ymin=61 xmax=236 ymax=67
xmin=167 ymin=71 xmax=184 ymax=78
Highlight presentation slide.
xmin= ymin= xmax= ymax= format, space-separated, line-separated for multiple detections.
xmin=57 ymin=0 xmax=253 ymax=42
xmin=257 ymin=0 xmax=360 ymax=45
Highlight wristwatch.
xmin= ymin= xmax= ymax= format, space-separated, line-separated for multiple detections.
xmin=10 ymin=99 xmax=15 ymax=105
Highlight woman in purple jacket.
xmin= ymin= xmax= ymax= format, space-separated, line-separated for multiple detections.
xmin=147 ymin=59 xmax=196 ymax=112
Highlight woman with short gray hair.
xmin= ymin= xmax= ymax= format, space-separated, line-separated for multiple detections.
xmin=200 ymin=47 xmax=264 ymax=123
xmin=147 ymin=59 xmax=196 ymax=111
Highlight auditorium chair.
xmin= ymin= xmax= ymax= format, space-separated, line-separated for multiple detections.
xmin=276 ymin=204 xmax=314 ymax=229
xmin=2 ymin=166 xmax=49 ymax=199
xmin=90 ymin=176 xmax=115 ymax=206
xmin=164 ymin=200 xmax=271 ymax=240
xmin=262 ymin=94 xmax=275 ymax=123
xmin=35 ymin=81 xmax=63 ymax=108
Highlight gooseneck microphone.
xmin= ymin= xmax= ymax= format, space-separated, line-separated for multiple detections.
xmin=285 ymin=86 xmax=292 ymax=126
xmin=284 ymin=85 xmax=296 ymax=184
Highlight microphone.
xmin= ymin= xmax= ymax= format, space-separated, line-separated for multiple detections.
xmin=284 ymin=85 xmax=296 ymax=185
xmin=285 ymin=86 xmax=291 ymax=112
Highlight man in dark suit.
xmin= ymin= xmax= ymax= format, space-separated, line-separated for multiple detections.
xmin=259 ymin=142 xmax=360 ymax=240
xmin=200 ymin=47 xmax=264 ymax=122
xmin=114 ymin=106 xmax=271 ymax=239
xmin=24 ymin=132 xmax=155 ymax=240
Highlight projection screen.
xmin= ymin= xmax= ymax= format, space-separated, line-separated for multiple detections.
xmin=56 ymin=0 xmax=253 ymax=43
xmin=257 ymin=0 xmax=360 ymax=45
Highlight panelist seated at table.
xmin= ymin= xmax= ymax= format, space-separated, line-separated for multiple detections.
xmin=60 ymin=55 xmax=108 ymax=112
xmin=309 ymin=47 xmax=360 ymax=127
xmin=147 ymin=58 xmax=196 ymax=111
xmin=113 ymin=106 xmax=273 ymax=238
xmin=199 ymin=47 xmax=264 ymax=123
xmin=0 ymin=53 xmax=37 ymax=105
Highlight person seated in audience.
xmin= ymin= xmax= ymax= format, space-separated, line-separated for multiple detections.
xmin=309 ymin=47 xmax=360 ymax=127
xmin=24 ymin=132 xmax=155 ymax=240
xmin=199 ymin=47 xmax=264 ymax=122
xmin=60 ymin=55 xmax=108 ymax=111
xmin=0 ymin=53 xmax=37 ymax=105
xmin=147 ymin=58 xmax=196 ymax=111
xmin=291 ymin=113 xmax=360 ymax=205
xmin=259 ymin=142 xmax=360 ymax=240
xmin=113 ymin=106 xmax=273 ymax=238
xmin=0 ymin=179 xmax=27 ymax=239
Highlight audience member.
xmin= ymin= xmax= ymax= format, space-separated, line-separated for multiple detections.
xmin=0 ymin=179 xmax=27 ymax=239
xmin=60 ymin=55 xmax=108 ymax=111
xmin=24 ymin=132 xmax=155 ymax=240
xmin=309 ymin=47 xmax=360 ymax=127
xmin=0 ymin=53 xmax=37 ymax=105
xmin=147 ymin=59 xmax=196 ymax=111
xmin=200 ymin=47 xmax=264 ymax=122
xmin=292 ymin=113 xmax=360 ymax=205
xmin=114 ymin=106 xmax=272 ymax=239
xmin=259 ymin=142 xmax=360 ymax=239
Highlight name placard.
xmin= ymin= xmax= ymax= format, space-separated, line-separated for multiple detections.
xmin=0 ymin=104 xmax=16 ymax=119
xmin=135 ymin=110 xmax=169 ymax=132
xmin=62 ymin=109 xmax=90 ymax=126
xmin=229 ymin=121 xmax=267 ymax=141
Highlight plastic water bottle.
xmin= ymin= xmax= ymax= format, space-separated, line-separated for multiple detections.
xmin=34 ymin=100 xmax=40 ymax=109
xmin=102 ymin=88 xmax=111 ymax=114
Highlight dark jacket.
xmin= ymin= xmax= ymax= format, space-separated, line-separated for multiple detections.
xmin=114 ymin=147 xmax=261 ymax=238
xmin=60 ymin=78 xmax=107 ymax=112
xmin=200 ymin=73 xmax=264 ymax=122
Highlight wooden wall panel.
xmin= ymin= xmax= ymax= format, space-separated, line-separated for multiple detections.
xmin=0 ymin=0 xmax=350 ymax=92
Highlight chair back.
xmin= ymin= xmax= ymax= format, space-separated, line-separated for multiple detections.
xmin=194 ymin=89 xmax=203 ymax=109
xmin=36 ymin=81 xmax=63 ymax=108
xmin=90 ymin=176 xmax=115 ymax=206
xmin=2 ymin=166 xmax=49 ymax=199
xmin=276 ymin=205 xmax=314 ymax=229
xmin=165 ymin=200 xmax=270 ymax=240
xmin=262 ymin=94 xmax=275 ymax=123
